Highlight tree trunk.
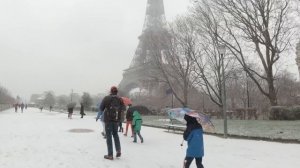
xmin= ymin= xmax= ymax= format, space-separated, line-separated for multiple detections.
xmin=268 ymin=79 xmax=278 ymax=106
xmin=267 ymin=70 xmax=278 ymax=106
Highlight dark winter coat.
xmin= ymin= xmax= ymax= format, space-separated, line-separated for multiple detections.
xmin=132 ymin=111 xmax=142 ymax=132
xmin=80 ymin=104 xmax=84 ymax=114
xmin=126 ymin=106 xmax=134 ymax=121
xmin=120 ymin=110 xmax=125 ymax=122
xmin=67 ymin=107 xmax=73 ymax=114
xmin=100 ymin=94 xmax=125 ymax=123
xmin=183 ymin=114 xmax=204 ymax=158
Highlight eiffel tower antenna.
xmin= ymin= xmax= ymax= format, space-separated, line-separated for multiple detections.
xmin=142 ymin=0 xmax=166 ymax=32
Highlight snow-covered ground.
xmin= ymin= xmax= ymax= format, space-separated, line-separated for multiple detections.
xmin=0 ymin=108 xmax=300 ymax=168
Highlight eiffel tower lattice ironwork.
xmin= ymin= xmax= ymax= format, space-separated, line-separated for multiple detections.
xmin=118 ymin=0 xmax=169 ymax=96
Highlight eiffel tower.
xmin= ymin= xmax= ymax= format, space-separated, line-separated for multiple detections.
xmin=118 ymin=0 xmax=168 ymax=96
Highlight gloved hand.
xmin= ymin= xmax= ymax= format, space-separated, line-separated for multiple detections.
xmin=96 ymin=119 xmax=98 ymax=122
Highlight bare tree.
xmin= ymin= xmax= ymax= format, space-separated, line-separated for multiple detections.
xmin=43 ymin=91 xmax=55 ymax=108
xmin=81 ymin=92 xmax=93 ymax=110
xmin=226 ymin=67 xmax=263 ymax=109
xmin=149 ymin=16 xmax=198 ymax=107
xmin=276 ymin=70 xmax=300 ymax=105
xmin=57 ymin=95 xmax=68 ymax=108
xmin=0 ymin=85 xmax=14 ymax=104
xmin=178 ymin=7 xmax=238 ymax=113
xmin=193 ymin=0 xmax=297 ymax=106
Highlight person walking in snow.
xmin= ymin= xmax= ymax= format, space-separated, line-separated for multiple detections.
xmin=132 ymin=110 xmax=144 ymax=143
xmin=124 ymin=104 xmax=134 ymax=137
xmin=183 ymin=114 xmax=204 ymax=168
xmin=67 ymin=107 xmax=73 ymax=119
xmin=20 ymin=103 xmax=24 ymax=113
xmin=14 ymin=103 xmax=18 ymax=112
xmin=80 ymin=103 xmax=86 ymax=118
xmin=100 ymin=86 xmax=125 ymax=160
xmin=39 ymin=106 xmax=43 ymax=112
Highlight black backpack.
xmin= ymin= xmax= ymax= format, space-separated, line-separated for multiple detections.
xmin=106 ymin=95 xmax=122 ymax=122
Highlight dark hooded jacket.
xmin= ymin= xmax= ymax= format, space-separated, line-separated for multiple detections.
xmin=126 ymin=106 xmax=134 ymax=121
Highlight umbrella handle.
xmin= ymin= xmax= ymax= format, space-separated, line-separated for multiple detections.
xmin=180 ymin=139 xmax=184 ymax=146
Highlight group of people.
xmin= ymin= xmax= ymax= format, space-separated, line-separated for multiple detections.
xmin=96 ymin=86 xmax=204 ymax=168
xmin=124 ymin=104 xmax=144 ymax=143
xmin=67 ymin=102 xmax=86 ymax=119
xmin=14 ymin=103 xmax=27 ymax=113
xmin=96 ymin=86 xmax=144 ymax=160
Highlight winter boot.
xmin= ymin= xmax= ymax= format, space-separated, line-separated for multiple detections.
xmin=116 ymin=151 xmax=121 ymax=157
xmin=104 ymin=155 xmax=113 ymax=160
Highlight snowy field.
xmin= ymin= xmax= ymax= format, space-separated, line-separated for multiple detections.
xmin=0 ymin=108 xmax=300 ymax=168
xmin=142 ymin=116 xmax=300 ymax=141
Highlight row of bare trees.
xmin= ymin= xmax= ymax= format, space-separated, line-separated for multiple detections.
xmin=30 ymin=91 xmax=99 ymax=110
xmin=0 ymin=85 xmax=15 ymax=105
xmin=148 ymin=0 xmax=300 ymax=112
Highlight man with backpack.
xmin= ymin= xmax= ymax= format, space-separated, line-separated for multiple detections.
xmin=100 ymin=86 xmax=125 ymax=160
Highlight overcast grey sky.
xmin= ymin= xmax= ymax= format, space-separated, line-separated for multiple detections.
xmin=0 ymin=0 xmax=191 ymax=100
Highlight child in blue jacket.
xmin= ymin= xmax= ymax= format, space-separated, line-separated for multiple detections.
xmin=183 ymin=114 xmax=204 ymax=168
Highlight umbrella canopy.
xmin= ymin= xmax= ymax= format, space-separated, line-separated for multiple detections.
xmin=129 ymin=105 xmax=152 ymax=115
xmin=167 ymin=108 xmax=215 ymax=132
xmin=121 ymin=97 xmax=132 ymax=106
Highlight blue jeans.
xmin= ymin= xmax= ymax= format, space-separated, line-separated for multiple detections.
xmin=105 ymin=122 xmax=121 ymax=156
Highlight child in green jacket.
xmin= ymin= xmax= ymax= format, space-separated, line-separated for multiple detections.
xmin=132 ymin=110 xmax=144 ymax=143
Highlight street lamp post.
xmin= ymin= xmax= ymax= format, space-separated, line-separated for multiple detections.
xmin=218 ymin=44 xmax=228 ymax=138
xmin=70 ymin=89 xmax=73 ymax=102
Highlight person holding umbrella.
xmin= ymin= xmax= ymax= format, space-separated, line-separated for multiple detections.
xmin=183 ymin=114 xmax=204 ymax=168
